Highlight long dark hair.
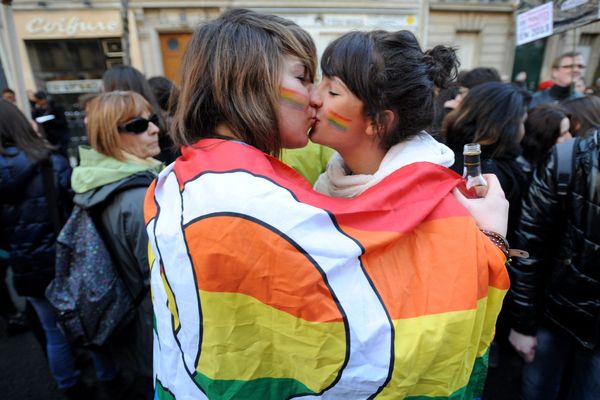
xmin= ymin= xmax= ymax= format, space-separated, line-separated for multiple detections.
xmin=443 ymin=82 xmax=531 ymax=158
xmin=320 ymin=30 xmax=458 ymax=150
xmin=521 ymin=104 xmax=569 ymax=166
xmin=0 ymin=99 xmax=53 ymax=161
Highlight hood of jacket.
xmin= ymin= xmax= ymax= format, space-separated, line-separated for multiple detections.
xmin=72 ymin=146 xmax=162 ymax=193
xmin=71 ymin=146 xmax=162 ymax=208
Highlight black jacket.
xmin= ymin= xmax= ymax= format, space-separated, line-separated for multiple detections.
xmin=451 ymin=148 xmax=529 ymax=243
xmin=509 ymin=132 xmax=600 ymax=349
xmin=0 ymin=147 xmax=72 ymax=297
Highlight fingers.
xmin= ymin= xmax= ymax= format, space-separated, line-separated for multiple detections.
xmin=482 ymin=174 xmax=506 ymax=199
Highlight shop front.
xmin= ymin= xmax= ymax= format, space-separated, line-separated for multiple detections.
xmin=14 ymin=9 xmax=125 ymax=109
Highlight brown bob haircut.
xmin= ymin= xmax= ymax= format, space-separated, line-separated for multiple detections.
xmin=171 ymin=8 xmax=317 ymax=156
xmin=85 ymin=91 xmax=152 ymax=161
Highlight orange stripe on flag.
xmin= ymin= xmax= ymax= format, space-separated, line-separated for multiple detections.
xmin=342 ymin=216 xmax=509 ymax=320
xmin=184 ymin=216 xmax=345 ymax=323
xmin=144 ymin=179 xmax=158 ymax=225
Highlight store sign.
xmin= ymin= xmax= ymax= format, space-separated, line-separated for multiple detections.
xmin=284 ymin=14 xmax=417 ymax=29
xmin=46 ymin=79 xmax=103 ymax=94
xmin=516 ymin=2 xmax=553 ymax=46
xmin=25 ymin=16 xmax=119 ymax=36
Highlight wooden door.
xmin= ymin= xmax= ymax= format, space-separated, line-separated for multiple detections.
xmin=159 ymin=33 xmax=192 ymax=85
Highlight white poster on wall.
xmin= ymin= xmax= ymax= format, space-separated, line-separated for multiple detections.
xmin=516 ymin=2 xmax=554 ymax=46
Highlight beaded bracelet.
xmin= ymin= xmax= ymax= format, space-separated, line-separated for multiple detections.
xmin=481 ymin=230 xmax=529 ymax=260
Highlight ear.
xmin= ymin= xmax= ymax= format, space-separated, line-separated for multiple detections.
xmin=365 ymin=110 xmax=395 ymax=136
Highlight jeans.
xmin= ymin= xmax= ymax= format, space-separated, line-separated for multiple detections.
xmin=28 ymin=297 xmax=118 ymax=389
xmin=522 ymin=324 xmax=600 ymax=400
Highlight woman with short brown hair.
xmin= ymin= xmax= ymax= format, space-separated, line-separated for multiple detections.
xmin=72 ymin=90 xmax=163 ymax=398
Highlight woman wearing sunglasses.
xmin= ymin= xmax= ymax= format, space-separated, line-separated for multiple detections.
xmin=71 ymin=90 xmax=163 ymax=398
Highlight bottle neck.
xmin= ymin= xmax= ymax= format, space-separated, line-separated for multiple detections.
xmin=462 ymin=153 xmax=483 ymax=177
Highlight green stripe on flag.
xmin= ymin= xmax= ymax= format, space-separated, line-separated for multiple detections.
xmin=155 ymin=379 xmax=176 ymax=400
xmin=406 ymin=351 xmax=489 ymax=400
xmin=193 ymin=372 xmax=316 ymax=400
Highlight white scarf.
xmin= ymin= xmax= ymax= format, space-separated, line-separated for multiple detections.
xmin=314 ymin=132 xmax=455 ymax=198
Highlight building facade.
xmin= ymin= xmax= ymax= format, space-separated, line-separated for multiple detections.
xmin=6 ymin=0 xmax=600 ymax=108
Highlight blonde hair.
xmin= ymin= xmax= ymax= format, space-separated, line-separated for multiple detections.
xmin=85 ymin=91 xmax=152 ymax=160
xmin=171 ymin=8 xmax=317 ymax=156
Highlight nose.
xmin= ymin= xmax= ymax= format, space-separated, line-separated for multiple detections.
xmin=309 ymin=83 xmax=323 ymax=109
xmin=148 ymin=121 xmax=160 ymax=135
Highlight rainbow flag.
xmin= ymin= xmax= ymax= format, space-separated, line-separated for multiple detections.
xmin=326 ymin=110 xmax=352 ymax=132
xmin=145 ymin=139 xmax=508 ymax=400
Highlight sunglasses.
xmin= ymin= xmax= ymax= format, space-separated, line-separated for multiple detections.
xmin=118 ymin=114 xmax=159 ymax=134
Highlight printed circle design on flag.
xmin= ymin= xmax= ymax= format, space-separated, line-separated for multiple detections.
xmin=154 ymin=171 xmax=394 ymax=399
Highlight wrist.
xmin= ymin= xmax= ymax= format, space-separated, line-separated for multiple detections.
xmin=481 ymin=230 xmax=529 ymax=260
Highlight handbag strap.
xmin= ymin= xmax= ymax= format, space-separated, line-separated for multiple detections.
xmin=40 ymin=157 xmax=62 ymax=235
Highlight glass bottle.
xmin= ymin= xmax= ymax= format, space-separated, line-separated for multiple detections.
xmin=460 ymin=143 xmax=488 ymax=198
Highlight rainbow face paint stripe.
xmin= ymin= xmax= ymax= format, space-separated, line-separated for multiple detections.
xmin=326 ymin=110 xmax=352 ymax=132
xmin=280 ymin=87 xmax=307 ymax=111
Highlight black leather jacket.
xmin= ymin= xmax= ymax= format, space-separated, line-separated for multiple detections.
xmin=509 ymin=131 xmax=600 ymax=349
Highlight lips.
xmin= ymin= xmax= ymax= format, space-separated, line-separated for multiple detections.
xmin=309 ymin=118 xmax=320 ymax=137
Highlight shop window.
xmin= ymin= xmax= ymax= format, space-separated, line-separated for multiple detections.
xmin=27 ymin=39 xmax=112 ymax=81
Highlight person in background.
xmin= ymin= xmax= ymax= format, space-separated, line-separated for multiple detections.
xmin=428 ymin=82 xmax=459 ymax=138
xmin=518 ymin=104 xmax=571 ymax=178
xmin=529 ymin=52 xmax=585 ymax=108
xmin=103 ymin=66 xmax=177 ymax=164
xmin=574 ymin=77 xmax=587 ymax=95
xmin=1 ymin=88 xmax=16 ymax=104
xmin=30 ymin=90 xmax=71 ymax=157
xmin=508 ymin=123 xmax=600 ymax=400
xmin=148 ymin=76 xmax=179 ymax=118
xmin=0 ymin=99 xmax=99 ymax=400
xmin=561 ymin=95 xmax=600 ymax=137
xmin=71 ymin=91 xmax=162 ymax=399
xmin=443 ymin=66 xmax=502 ymax=110
xmin=444 ymin=82 xmax=530 ymax=243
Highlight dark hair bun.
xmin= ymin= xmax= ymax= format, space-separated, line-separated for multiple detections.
xmin=425 ymin=45 xmax=459 ymax=89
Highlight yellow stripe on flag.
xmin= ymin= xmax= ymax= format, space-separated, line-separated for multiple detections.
xmin=196 ymin=290 xmax=347 ymax=393
xmin=378 ymin=287 xmax=506 ymax=399
xmin=160 ymin=267 xmax=180 ymax=332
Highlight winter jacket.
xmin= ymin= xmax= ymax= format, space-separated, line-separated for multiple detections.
xmin=71 ymin=146 xmax=162 ymax=378
xmin=529 ymin=84 xmax=582 ymax=109
xmin=0 ymin=147 xmax=72 ymax=297
xmin=509 ymin=131 xmax=600 ymax=349
xmin=71 ymin=146 xmax=162 ymax=305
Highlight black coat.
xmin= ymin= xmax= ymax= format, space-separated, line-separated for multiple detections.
xmin=451 ymin=148 xmax=529 ymax=243
xmin=0 ymin=147 xmax=72 ymax=297
xmin=509 ymin=133 xmax=600 ymax=349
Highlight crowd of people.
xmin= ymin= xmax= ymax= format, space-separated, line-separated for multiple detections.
xmin=1 ymin=8 xmax=599 ymax=400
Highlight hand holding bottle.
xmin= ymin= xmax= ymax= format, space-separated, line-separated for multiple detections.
xmin=453 ymin=174 xmax=508 ymax=237
xmin=459 ymin=143 xmax=488 ymax=199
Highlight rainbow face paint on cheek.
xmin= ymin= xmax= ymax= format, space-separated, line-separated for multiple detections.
xmin=326 ymin=110 xmax=352 ymax=132
xmin=280 ymin=87 xmax=308 ymax=111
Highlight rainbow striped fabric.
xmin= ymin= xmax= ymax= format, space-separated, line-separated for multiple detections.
xmin=145 ymin=139 xmax=508 ymax=400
